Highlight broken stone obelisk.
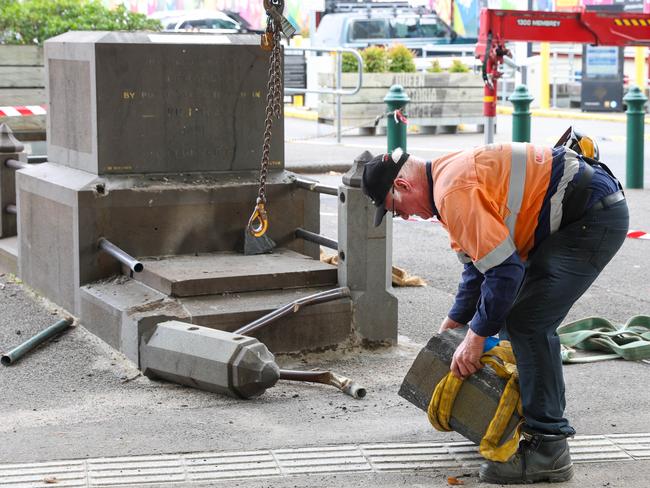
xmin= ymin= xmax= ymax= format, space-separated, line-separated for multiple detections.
xmin=399 ymin=327 xmax=521 ymax=446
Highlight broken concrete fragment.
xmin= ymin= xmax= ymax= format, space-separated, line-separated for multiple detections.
xmin=399 ymin=327 xmax=521 ymax=446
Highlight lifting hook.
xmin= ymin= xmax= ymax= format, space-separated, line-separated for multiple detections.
xmin=247 ymin=198 xmax=269 ymax=237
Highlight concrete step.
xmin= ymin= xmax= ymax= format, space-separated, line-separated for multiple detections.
xmin=80 ymin=278 xmax=352 ymax=364
xmin=135 ymin=248 xmax=338 ymax=297
xmin=0 ymin=236 xmax=18 ymax=275
xmin=179 ymin=286 xmax=353 ymax=353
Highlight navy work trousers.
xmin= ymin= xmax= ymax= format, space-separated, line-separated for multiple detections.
xmin=504 ymin=199 xmax=629 ymax=436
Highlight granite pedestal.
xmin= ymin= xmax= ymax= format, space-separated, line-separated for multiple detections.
xmin=14 ymin=31 xmax=354 ymax=366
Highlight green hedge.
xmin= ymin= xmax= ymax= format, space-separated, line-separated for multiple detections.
xmin=387 ymin=44 xmax=415 ymax=73
xmin=341 ymin=45 xmax=416 ymax=74
xmin=0 ymin=0 xmax=161 ymax=45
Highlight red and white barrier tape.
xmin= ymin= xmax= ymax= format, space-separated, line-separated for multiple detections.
xmin=0 ymin=105 xmax=47 ymax=117
xmin=404 ymin=216 xmax=440 ymax=223
xmin=628 ymin=230 xmax=650 ymax=240
xmin=394 ymin=109 xmax=408 ymax=125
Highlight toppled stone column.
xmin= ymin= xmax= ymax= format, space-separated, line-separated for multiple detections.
xmin=140 ymin=320 xmax=280 ymax=399
xmin=337 ymin=151 xmax=398 ymax=344
xmin=399 ymin=327 xmax=521 ymax=446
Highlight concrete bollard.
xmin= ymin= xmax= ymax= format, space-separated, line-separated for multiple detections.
xmin=0 ymin=123 xmax=25 ymax=238
xmin=509 ymin=85 xmax=534 ymax=143
xmin=384 ymin=85 xmax=410 ymax=153
xmin=623 ymin=86 xmax=647 ymax=189
xmin=338 ymin=151 xmax=398 ymax=344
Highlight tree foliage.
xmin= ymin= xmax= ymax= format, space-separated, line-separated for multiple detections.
xmin=0 ymin=0 xmax=161 ymax=45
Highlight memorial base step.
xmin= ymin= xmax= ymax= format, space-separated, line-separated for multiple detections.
xmin=0 ymin=236 xmax=17 ymax=275
xmin=80 ymin=276 xmax=353 ymax=366
xmin=134 ymin=248 xmax=338 ymax=297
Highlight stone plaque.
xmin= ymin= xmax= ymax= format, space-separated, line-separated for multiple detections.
xmin=45 ymin=31 xmax=284 ymax=175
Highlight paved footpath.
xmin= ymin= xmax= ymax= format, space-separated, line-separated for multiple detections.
xmin=1 ymin=108 xmax=649 ymax=488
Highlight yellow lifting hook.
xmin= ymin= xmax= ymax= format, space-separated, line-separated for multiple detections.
xmin=247 ymin=198 xmax=269 ymax=238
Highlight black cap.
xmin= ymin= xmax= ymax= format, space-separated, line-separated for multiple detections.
xmin=361 ymin=150 xmax=410 ymax=226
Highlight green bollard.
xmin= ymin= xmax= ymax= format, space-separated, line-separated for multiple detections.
xmin=384 ymin=84 xmax=410 ymax=153
xmin=509 ymin=84 xmax=534 ymax=143
xmin=623 ymin=86 xmax=647 ymax=189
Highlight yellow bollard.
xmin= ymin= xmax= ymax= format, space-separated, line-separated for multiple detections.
xmin=635 ymin=47 xmax=647 ymax=90
xmin=540 ymin=42 xmax=550 ymax=110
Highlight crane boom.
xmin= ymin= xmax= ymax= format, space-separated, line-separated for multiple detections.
xmin=474 ymin=8 xmax=650 ymax=143
xmin=477 ymin=8 xmax=650 ymax=57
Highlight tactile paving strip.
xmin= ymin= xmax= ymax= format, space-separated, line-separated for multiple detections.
xmin=1 ymin=433 xmax=647 ymax=487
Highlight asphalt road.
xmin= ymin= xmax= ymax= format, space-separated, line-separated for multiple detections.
xmin=285 ymin=113 xmax=650 ymax=189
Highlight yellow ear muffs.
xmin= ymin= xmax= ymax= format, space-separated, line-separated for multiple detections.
xmin=578 ymin=136 xmax=596 ymax=159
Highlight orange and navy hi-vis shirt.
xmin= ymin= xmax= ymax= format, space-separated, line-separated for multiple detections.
xmin=435 ymin=142 xmax=617 ymax=337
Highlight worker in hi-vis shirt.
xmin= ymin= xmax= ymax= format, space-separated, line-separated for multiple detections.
xmin=361 ymin=129 xmax=628 ymax=485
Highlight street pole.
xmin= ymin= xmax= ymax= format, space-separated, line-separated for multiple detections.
xmin=540 ymin=42 xmax=550 ymax=110
xmin=336 ymin=52 xmax=342 ymax=144
xmin=623 ymin=86 xmax=648 ymax=189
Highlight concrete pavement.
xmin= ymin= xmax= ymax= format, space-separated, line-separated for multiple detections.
xmin=1 ymin=107 xmax=649 ymax=487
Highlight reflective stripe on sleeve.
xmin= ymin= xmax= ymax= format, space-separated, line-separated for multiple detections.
xmin=504 ymin=143 xmax=527 ymax=238
xmin=474 ymin=235 xmax=517 ymax=273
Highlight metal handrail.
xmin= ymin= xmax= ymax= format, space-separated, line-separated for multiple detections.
xmin=284 ymin=46 xmax=363 ymax=96
xmin=234 ymin=287 xmax=351 ymax=336
xmin=284 ymin=46 xmax=363 ymax=143
xmin=421 ymin=44 xmax=477 ymax=57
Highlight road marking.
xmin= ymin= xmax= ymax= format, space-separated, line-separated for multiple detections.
xmin=1 ymin=434 xmax=648 ymax=487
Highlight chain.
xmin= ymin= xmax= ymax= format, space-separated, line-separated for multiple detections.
xmin=257 ymin=23 xmax=283 ymax=205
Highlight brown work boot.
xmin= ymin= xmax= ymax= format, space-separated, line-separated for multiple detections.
xmin=479 ymin=431 xmax=574 ymax=484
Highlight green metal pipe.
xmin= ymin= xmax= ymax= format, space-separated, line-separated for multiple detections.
xmin=623 ymin=86 xmax=647 ymax=189
xmin=1 ymin=317 xmax=73 ymax=366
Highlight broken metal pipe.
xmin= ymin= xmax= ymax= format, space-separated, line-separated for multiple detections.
xmin=98 ymin=237 xmax=143 ymax=273
xmin=292 ymin=177 xmax=338 ymax=196
xmin=4 ymin=159 xmax=27 ymax=170
xmin=280 ymin=369 xmax=367 ymax=399
xmin=235 ymin=287 xmax=350 ymax=336
xmin=1 ymin=317 xmax=73 ymax=366
xmin=295 ymin=228 xmax=338 ymax=250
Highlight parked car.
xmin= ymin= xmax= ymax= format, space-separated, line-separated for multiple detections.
xmin=312 ymin=9 xmax=476 ymax=55
xmin=149 ymin=9 xmax=244 ymax=34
